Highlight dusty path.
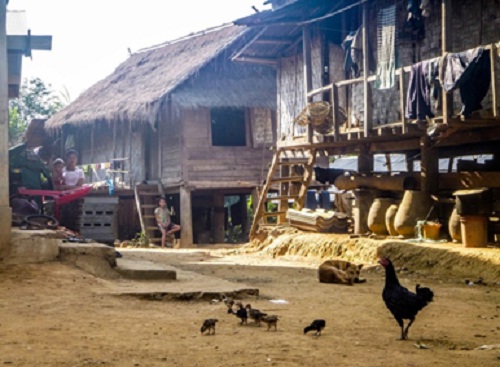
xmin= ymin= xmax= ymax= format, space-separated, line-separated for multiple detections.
xmin=0 ymin=248 xmax=499 ymax=367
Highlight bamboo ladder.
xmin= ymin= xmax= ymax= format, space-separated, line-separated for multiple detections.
xmin=250 ymin=146 xmax=317 ymax=238
xmin=134 ymin=181 xmax=165 ymax=245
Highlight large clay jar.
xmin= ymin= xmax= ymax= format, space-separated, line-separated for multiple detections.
xmin=367 ymin=198 xmax=394 ymax=235
xmin=448 ymin=207 xmax=462 ymax=243
xmin=385 ymin=204 xmax=399 ymax=236
xmin=394 ymin=190 xmax=432 ymax=237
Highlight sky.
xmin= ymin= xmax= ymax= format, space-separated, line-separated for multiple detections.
xmin=10 ymin=0 xmax=270 ymax=102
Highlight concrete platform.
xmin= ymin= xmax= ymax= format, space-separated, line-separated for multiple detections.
xmin=7 ymin=229 xmax=62 ymax=264
xmin=116 ymin=258 xmax=177 ymax=280
xmin=59 ymin=241 xmax=118 ymax=279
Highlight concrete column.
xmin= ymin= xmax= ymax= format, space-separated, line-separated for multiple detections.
xmin=179 ymin=186 xmax=193 ymax=247
xmin=0 ymin=0 xmax=12 ymax=260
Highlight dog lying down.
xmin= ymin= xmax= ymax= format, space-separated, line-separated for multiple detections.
xmin=318 ymin=259 xmax=366 ymax=285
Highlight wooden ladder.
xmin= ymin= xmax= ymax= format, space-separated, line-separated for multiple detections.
xmin=134 ymin=182 xmax=164 ymax=245
xmin=250 ymin=146 xmax=317 ymax=238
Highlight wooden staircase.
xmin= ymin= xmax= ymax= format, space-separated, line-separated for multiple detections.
xmin=134 ymin=182 xmax=165 ymax=246
xmin=250 ymin=146 xmax=317 ymax=238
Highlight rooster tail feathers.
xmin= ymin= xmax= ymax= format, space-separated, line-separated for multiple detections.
xmin=416 ymin=284 xmax=434 ymax=303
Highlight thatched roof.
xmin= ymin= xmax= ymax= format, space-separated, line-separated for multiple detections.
xmin=46 ymin=24 xmax=273 ymax=129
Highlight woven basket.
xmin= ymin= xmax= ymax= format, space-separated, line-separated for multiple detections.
xmin=308 ymin=101 xmax=331 ymax=126
xmin=311 ymin=106 xmax=348 ymax=135
xmin=294 ymin=101 xmax=331 ymax=126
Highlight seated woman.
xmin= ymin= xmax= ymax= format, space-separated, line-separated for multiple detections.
xmin=63 ymin=150 xmax=84 ymax=189
xmin=60 ymin=150 xmax=85 ymax=231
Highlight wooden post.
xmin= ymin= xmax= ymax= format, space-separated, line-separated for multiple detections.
xmin=399 ymin=70 xmax=407 ymax=133
xmin=420 ymin=136 xmax=439 ymax=195
xmin=89 ymin=124 xmax=95 ymax=182
xmin=331 ymin=85 xmax=340 ymax=142
xmin=179 ymin=185 xmax=193 ymax=247
xmin=112 ymin=121 xmax=117 ymax=187
xmin=0 ymin=0 xmax=11 ymax=254
xmin=212 ymin=192 xmax=225 ymax=244
xmin=354 ymin=143 xmax=373 ymax=235
xmin=362 ymin=2 xmax=372 ymax=136
xmin=302 ymin=25 xmax=313 ymax=143
xmin=441 ymin=0 xmax=453 ymax=122
xmin=490 ymin=43 xmax=498 ymax=117
xmin=358 ymin=143 xmax=373 ymax=174
xmin=128 ymin=119 xmax=133 ymax=186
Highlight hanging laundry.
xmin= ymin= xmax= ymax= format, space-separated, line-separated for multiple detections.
xmin=375 ymin=5 xmax=397 ymax=90
xmin=342 ymin=27 xmax=376 ymax=78
xmin=406 ymin=58 xmax=439 ymax=120
xmin=400 ymin=0 xmax=428 ymax=41
xmin=440 ymin=47 xmax=491 ymax=117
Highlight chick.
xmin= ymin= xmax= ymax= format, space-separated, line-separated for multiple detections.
xmin=200 ymin=318 xmax=218 ymax=335
xmin=245 ymin=304 xmax=268 ymax=326
xmin=221 ymin=294 xmax=235 ymax=310
xmin=304 ymin=319 xmax=326 ymax=336
xmin=260 ymin=315 xmax=279 ymax=331
xmin=228 ymin=302 xmax=248 ymax=325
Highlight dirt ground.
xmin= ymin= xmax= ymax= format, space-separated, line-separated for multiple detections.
xmin=0 ymin=244 xmax=499 ymax=367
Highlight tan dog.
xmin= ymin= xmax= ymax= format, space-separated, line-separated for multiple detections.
xmin=318 ymin=259 xmax=365 ymax=285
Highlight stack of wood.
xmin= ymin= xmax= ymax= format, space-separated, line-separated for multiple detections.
xmin=286 ymin=208 xmax=350 ymax=233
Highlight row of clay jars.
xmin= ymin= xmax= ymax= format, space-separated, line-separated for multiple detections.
xmin=368 ymin=191 xmax=463 ymax=241
xmin=367 ymin=191 xmax=433 ymax=237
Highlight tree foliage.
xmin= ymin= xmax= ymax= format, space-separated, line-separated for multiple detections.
xmin=8 ymin=77 xmax=66 ymax=146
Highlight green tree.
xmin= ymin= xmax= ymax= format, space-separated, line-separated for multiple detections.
xmin=8 ymin=77 xmax=65 ymax=146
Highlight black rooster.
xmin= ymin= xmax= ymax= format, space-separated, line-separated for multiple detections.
xmin=228 ymin=302 xmax=248 ymax=325
xmin=379 ymin=258 xmax=434 ymax=340
xmin=304 ymin=319 xmax=326 ymax=336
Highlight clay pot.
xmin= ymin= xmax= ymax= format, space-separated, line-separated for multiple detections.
xmin=385 ymin=204 xmax=399 ymax=236
xmin=448 ymin=207 xmax=461 ymax=243
xmin=367 ymin=198 xmax=394 ymax=235
xmin=394 ymin=190 xmax=432 ymax=237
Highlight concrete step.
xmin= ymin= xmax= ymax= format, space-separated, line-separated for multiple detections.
xmin=115 ymin=258 xmax=177 ymax=280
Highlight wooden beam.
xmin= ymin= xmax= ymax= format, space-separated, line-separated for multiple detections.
xmin=230 ymin=26 xmax=268 ymax=62
xmin=254 ymin=37 xmax=293 ymax=45
xmin=302 ymin=25 xmax=313 ymax=143
xmin=362 ymin=2 xmax=372 ymax=136
xmin=439 ymin=172 xmax=500 ymax=190
xmin=232 ymin=56 xmax=277 ymax=66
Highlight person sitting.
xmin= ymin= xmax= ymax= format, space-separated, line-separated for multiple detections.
xmin=154 ymin=197 xmax=181 ymax=248
xmin=51 ymin=158 xmax=65 ymax=190
xmin=63 ymin=150 xmax=84 ymax=189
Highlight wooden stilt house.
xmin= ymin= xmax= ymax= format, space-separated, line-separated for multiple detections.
xmin=233 ymin=0 xmax=500 ymax=239
xmin=45 ymin=24 xmax=277 ymax=246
